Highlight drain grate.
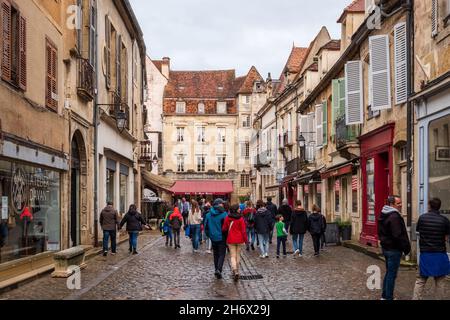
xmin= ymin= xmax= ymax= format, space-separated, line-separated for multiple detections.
xmin=239 ymin=274 xmax=263 ymax=280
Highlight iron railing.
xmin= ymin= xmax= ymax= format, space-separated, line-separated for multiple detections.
xmin=77 ymin=58 xmax=95 ymax=101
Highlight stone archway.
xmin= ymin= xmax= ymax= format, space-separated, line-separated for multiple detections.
xmin=70 ymin=130 xmax=88 ymax=247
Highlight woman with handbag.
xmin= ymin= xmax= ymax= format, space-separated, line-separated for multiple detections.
xmin=119 ymin=204 xmax=149 ymax=255
xmin=222 ymin=204 xmax=248 ymax=281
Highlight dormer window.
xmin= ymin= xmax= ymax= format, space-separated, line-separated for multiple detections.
xmin=176 ymin=101 xmax=186 ymax=113
xmin=198 ymin=102 xmax=205 ymax=114
xmin=217 ymin=101 xmax=227 ymax=114
xmin=178 ymin=85 xmax=185 ymax=91
xmin=217 ymin=85 xmax=224 ymax=91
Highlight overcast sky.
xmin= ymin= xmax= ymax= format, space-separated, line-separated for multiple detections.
xmin=129 ymin=0 xmax=351 ymax=78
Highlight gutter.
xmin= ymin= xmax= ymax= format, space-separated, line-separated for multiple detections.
xmin=406 ymin=0 xmax=414 ymax=229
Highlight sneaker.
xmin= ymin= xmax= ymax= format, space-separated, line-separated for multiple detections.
xmin=214 ymin=271 xmax=222 ymax=279
xmin=298 ymin=253 xmax=303 ymax=257
xmin=259 ymin=254 xmax=265 ymax=258
xmin=283 ymin=254 xmax=287 ymax=258
xmin=265 ymin=254 xmax=269 ymax=258
xmin=251 ymin=244 xmax=255 ymax=251
xmin=234 ymin=273 xmax=239 ymax=282
xmin=206 ymin=250 xmax=212 ymax=254
xmin=111 ymin=252 xmax=116 ymax=256
xmin=133 ymin=250 xmax=138 ymax=255
xmin=314 ymin=252 xmax=319 ymax=257
xmin=294 ymin=249 xmax=300 ymax=255
xmin=129 ymin=247 xmax=132 ymax=253
xmin=103 ymin=251 xmax=107 ymax=257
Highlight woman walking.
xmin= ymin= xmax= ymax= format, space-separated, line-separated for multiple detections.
xmin=222 ymin=204 xmax=247 ymax=281
xmin=242 ymin=201 xmax=257 ymax=251
xmin=188 ymin=200 xmax=203 ymax=253
xmin=170 ymin=207 xmax=183 ymax=249
xmin=254 ymin=200 xmax=273 ymax=258
xmin=290 ymin=200 xmax=308 ymax=257
xmin=308 ymin=204 xmax=325 ymax=256
xmin=119 ymin=204 xmax=148 ymax=255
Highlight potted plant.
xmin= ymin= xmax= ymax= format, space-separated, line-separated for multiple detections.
xmin=336 ymin=218 xmax=352 ymax=241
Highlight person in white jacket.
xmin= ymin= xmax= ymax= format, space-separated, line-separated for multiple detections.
xmin=188 ymin=200 xmax=203 ymax=253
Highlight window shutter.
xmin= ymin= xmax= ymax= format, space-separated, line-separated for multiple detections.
xmin=369 ymin=35 xmax=391 ymax=111
xmin=307 ymin=113 xmax=315 ymax=161
xmin=322 ymin=101 xmax=328 ymax=146
xmin=316 ymin=104 xmax=323 ymax=147
xmin=122 ymin=44 xmax=127 ymax=103
xmin=394 ymin=23 xmax=407 ymax=105
xmin=345 ymin=61 xmax=363 ymax=125
xmin=431 ymin=0 xmax=438 ymax=37
xmin=46 ymin=44 xmax=51 ymax=108
xmin=18 ymin=14 xmax=26 ymax=90
xmin=339 ymin=78 xmax=346 ymax=117
xmin=299 ymin=115 xmax=308 ymax=137
xmin=116 ymin=34 xmax=121 ymax=95
xmin=331 ymin=80 xmax=339 ymax=136
xmin=105 ymin=15 xmax=111 ymax=89
xmin=1 ymin=0 xmax=11 ymax=82
xmin=89 ymin=0 xmax=96 ymax=66
xmin=46 ymin=41 xmax=57 ymax=111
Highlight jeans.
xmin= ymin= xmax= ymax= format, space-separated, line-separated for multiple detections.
xmin=257 ymin=233 xmax=270 ymax=256
xmin=382 ymin=249 xmax=402 ymax=300
xmin=246 ymin=227 xmax=256 ymax=247
xmin=190 ymin=224 xmax=201 ymax=250
xmin=165 ymin=227 xmax=173 ymax=246
xmin=173 ymin=229 xmax=181 ymax=247
xmin=212 ymin=240 xmax=227 ymax=273
xmin=182 ymin=215 xmax=188 ymax=226
xmin=277 ymin=236 xmax=287 ymax=256
xmin=292 ymin=233 xmax=305 ymax=254
xmin=128 ymin=231 xmax=139 ymax=251
xmin=311 ymin=234 xmax=321 ymax=254
xmin=228 ymin=244 xmax=243 ymax=273
xmin=102 ymin=230 xmax=117 ymax=253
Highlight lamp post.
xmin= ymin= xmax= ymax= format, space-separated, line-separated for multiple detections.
xmin=298 ymin=133 xmax=306 ymax=164
xmin=116 ymin=109 xmax=127 ymax=133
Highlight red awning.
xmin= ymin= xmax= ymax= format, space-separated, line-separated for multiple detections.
xmin=170 ymin=180 xmax=234 ymax=195
xmin=321 ymin=164 xmax=353 ymax=180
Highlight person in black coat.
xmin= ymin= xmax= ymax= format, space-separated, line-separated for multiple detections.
xmin=119 ymin=204 xmax=148 ymax=255
xmin=254 ymin=200 xmax=273 ymax=258
xmin=278 ymin=199 xmax=292 ymax=234
xmin=266 ymin=197 xmax=278 ymax=244
xmin=308 ymin=204 xmax=324 ymax=257
xmin=290 ymin=200 xmax=308 ymax=257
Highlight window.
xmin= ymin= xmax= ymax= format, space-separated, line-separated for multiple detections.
xmin=119 ymin=167 xmax=128 ymax=214
xmin=1 ymin=1 xmax=27 ymax=90
xmin=217 ymin=127 xmax=226 ymax=143
xmin=105 ymin=15 xmax=111 ymax=88
xmin=242 ymin=115 xmax=251 ymax=128
xmin=197 ymin=156 xmax=205 ymax=172
xmin=198 ymin=103 xmax=205 ymax=114
xmin=352 ymin=176 xmax=358 ymax=213
xmin=176 ymin=127 xmax=184 ymax=142
xmin=241 ymin=141 xmax=250 ymax=158
xmin=177 ymin=155 xmax=185 ymax=172
xmin=217 ymin=156 xmax=226 ymax=172
xmin=106 ymin=168 xmax=115 ymax=205
xmin=217 ymin=102 xmax=227 ymax=114
xmin=176 ymin=101 xmax=186 ymax=113
xmin=399 ymin=145 xmax=407 ymax=162
xmin=45 ymin=39 xmax=58 ymax=111
xmin=242 ymin=95 xmax=250 ymax=104
xmin=88 ymin=0 xmax=97 ymax=66
xmin=366 ymin=158 xmax=376 ymax=222
xmin=197 ymin=127 xmax=205 ymax=143
xmin=241 ymin=174 xmax=250 ymax=188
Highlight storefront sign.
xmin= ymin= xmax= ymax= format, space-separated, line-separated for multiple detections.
xmin=1 ymin=196 xmax=8 ymax=219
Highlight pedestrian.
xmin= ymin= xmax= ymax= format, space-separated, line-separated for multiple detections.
xmin=378 ymin=195 xmax=411 ymax=301
xmin=413 ymin=198 xmax=450 ymax=300
xmin=180 ymin=197 xmax=190 ymax=226
xmin=188 ymin=200 xmax=203 ymax=253
xmin=275 ymin=215 xmax=288 ymax=258
xmin=278 ymin=199 xmax=292 ymax=234
xmin=204 ymin=198 xmax=228 ymax=279
xmin=100 ymin=201 xmax=120 ymax=257
xmin=119 ymin=204 xmax=148 ymax=255
xmin=170 ymin=207 xmax=183 ymax=249
xmin=242 ymin=201 xmax=257 ymax=251
xmin=320 ymin=212 xmax=327 ymax=251
xmin=162 ymin=206 xmax=174 ymax=247
xmin=239 ymin=199 xmax=246 ymax=213
xmin=308 ymin=204 xmax=325 ymax=257
xmin=222 ymin=204 xmax=248 ymax=281
xmin=202 ymin=202 xmax=213 ymax=254
xmin=266 ymin=197 xmax=278 ymax=244
xmin=290 ymin=200 xmax=308 ymax=257
xmin=254 ymin=200 xmax=272 ymax=258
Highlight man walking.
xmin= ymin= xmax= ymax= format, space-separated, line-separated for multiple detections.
xmin=413 ymin=198 xmax=450 ymax=300
xmin=204 ymin=198 xmax=228 ymax=279
xmin=378 ymin=195 xmax=411 ymax=300
xmin=100 ymin=201 xmax=120 ymax=257
xmin=278 ymin=199 xmax=292 ymax=234
xmin=255 ymin=200 xmax=273 ymax=258
xmin=266 ymin=197 xmax=278 ymax=244
xmin=180 ymin=197 xmax=190 ymax=226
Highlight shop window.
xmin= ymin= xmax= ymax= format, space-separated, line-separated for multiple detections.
xmin=303 ymin=185 xmax=309 ymax=211
xmin=335 ymin=179 xmax=340 ymax=214
xmin=106 ymin=168 xmax=115 ymax=204
xmin=0 ymin=160 xmax=61 ymax=264
xmin=428 ymin=115 xmax=450 ymax=215
xmin=366 ymin=158 xmax=376 ymax=222
xmin=119 ymin=164 xmax=128 ymax=214
xmin=352 ymin=176 xmax=358 ymax=213
xmin=315 ymin=184 xmax=322 ymax=209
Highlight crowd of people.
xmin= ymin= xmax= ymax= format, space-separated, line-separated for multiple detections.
xmin=159 ymin=196 xmax=327 ymax=281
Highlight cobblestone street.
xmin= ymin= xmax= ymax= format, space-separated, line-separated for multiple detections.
xmin=1 ymin=231 xmax=449 ymax=300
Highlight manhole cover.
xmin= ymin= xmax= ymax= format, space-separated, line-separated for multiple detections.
xmin=239 ymin=275 xmax=263 ymax=280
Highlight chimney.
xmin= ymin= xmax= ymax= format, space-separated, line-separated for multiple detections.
xmin=161 ymin=57 xmax=170 ymax=78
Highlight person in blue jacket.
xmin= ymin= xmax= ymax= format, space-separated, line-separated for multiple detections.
xmin=204 ymin=198 xmax=228 ymax=279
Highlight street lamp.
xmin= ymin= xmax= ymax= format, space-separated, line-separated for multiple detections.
xmin=298 ymin=133 xmax=306 ymax=163
xmin=116 ymin=109 xmax=127 ymax=133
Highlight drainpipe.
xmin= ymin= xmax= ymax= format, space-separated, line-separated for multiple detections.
xmin=406 ymin=0 xmax=414 ymax=230
xmin=93 ymin=2 xmax=99 ymax=247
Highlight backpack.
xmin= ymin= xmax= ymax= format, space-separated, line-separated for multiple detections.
xmin=247 ymin=211 xmax=255 ymax=224
xmin=171 ymin=217 xmax=182 ymax=230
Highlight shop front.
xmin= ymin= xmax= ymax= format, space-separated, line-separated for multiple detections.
xmin=280 ymin=174 xmax=297 ymax=207
xmin=359 ymin=124 xmax=394 ymax=247
xmin=170 ymin=180 xmax=234 ymax=204
xmin=294 ymin=170 xmax=321 ymax=212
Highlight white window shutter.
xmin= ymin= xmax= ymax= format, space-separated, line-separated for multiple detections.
xmin=431 ymin=0 xmax=438 ymax=37
xmin=316 ymin=105 xmax=323 ymax=147
xmin=300 ymin=115 xmax=308 ymax=136
xmin=394 ymin=22 xmax=407 ymax=105
xmin=345 ymin=61 xmax=364 ymax=125
xmin=307 ymin=113 xmax=315 ymax=161
xmin=369 ymin=35 xmax=391 ymax=111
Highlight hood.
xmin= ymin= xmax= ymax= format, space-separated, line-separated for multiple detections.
xmin=280 ymin=204 xmax=291 ymax=210
xmin=228 ymin=212 xmax=242 ymax=220
xmin=210 ymin=206 xmax=226 ymax=216
xmin=102 ymin=206 xmax=116 ymax=214
xmin=293 ymin=209 xmax=306 ymax=215
xmin=380 ymin=205 xmax=399 ymax=220
xmin=309 ymin=212 xmax=321 ymax=221
xmin=257 ymin=207 xmax=269 ymax=215
xmin=127 ymin=210 xmax=138 ymax=216
xmin=173 ymin=207 xmax=182 ymax=216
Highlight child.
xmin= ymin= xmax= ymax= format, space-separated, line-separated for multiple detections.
xmin=275 ymin=215 xmax=288 ymax=258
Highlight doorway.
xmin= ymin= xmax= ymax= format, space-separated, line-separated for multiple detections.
xmin=71 ymin=138 xmax=81 ymax=247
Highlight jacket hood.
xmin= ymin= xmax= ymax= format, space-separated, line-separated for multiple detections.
xmin=228 ymin=212 xmax=242 ymax=220
xmin=381 ymin=205 xmax=399 ymax=215
xmin=128 ymin=210 xmax=137 ymax=216
xmin=309 ymin=212 xmax=321 ymax=221
xmin=257 ymin=207 xmax=269 ymax=215
xmin=210 ymin=206 xmax=226 ymax=216
xmin=103 ymin=206 xmax=116 ymax=214
xmin=293 ymin=209 xmax=306 ymax=214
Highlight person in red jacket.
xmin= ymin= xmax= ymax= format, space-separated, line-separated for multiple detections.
xmin=222 ymin=204 xmax=248 ymax=281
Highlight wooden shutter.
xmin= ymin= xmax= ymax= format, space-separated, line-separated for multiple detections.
xmin=431 ymin=0 xmax=438 ymax=37
xmin=322 ymin=100 xmax=328 ymax=146
xmin=307 ymin=113 xmax=315 ymax=160
xmin=18 ymin=14 xmax=26 ymax=90
xmin=316 ymin=104 xmax=323 ymax=147
xmin=369 ymin=35 xmax=391 ymax=111
xmin=394 ymin=22 xmax=407 ymax=105
xmin=345 ymin=61 xmax=363 ymax=125
xmin=105 ymin=15 xmax=111 ymax=89
xmin=116 ymin=34 xmax=121 ymax=95
xmin=46 ymin=41 xmax=57 ymax=111
xmin=339 ymin=78 xmax=346 ymax=117
xmin=89 ymin=0 xmax=96 ymax=66
xmin=1 ymin=0 xmax=11 ymax=82
xmin=331 ymin=79 xmax=339 ymax=137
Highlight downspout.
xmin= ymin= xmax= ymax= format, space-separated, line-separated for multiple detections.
xmin=406 ymin=0 xmax=414 ymax=230
xmin=93 ymin=1 xmax=99 ymax=247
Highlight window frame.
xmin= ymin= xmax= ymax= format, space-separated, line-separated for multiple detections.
xmin=176 ymin=101 xmax=186 ymax=114
xmin=217 ymin=101 xmax=227 ymax=114
xmin=176 ymin=127 xmax=184 ymax=143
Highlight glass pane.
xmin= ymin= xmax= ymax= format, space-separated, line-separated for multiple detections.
xmin=106 ymin=169 xmax=115 ymax=204
xmin=366 ymin=158 xmax=376 ymax=222
xmin=120 ymin=174 xmax=127 ymax=214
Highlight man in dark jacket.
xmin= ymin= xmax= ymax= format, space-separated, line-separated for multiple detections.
xmin=255 ymin=200 xmax=273 ymax=258
xmin=278 ymin=199 xmax=292 ymax=234
xmin=307 ymin=205 xmax=324 ymax=256
xmin=100 ymin=201 xmax=120 ymax=256
xmin=119 ymin=205 xmax=148 ymax=255
xmin=266 ymin=197 xmax=278 ymax=244
xmin=290 ymin=200 xmax=308 ymax=257
xmin=413 ymin=198 xmax=450 ymax=300
xmin=378 ymin=195 xmax=411 ymax=300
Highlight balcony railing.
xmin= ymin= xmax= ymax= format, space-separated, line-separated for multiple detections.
xmin=253 ymin=150 xmax=272 ymax=168
xmin=77 ymin=58 xmax=95 ymax=101
xmin=284 ymin=131 xmax=294 ymax=146
xmin=140 ymin=141 xmax=153 ymax=162
xmin=336 ymin=116 xmax=359 ymax=149
xmin=286 ymin=157 xmax=300 ymax=175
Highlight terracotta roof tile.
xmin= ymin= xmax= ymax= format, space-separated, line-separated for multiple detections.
xmin=152 ymin=60 xmax=163 ymax=73
xmin=235 ymin=66 xmax=264 ymax=94
xmin=337 ymin=0 xmax=365 ymax=23
xmin=285 ymin=47 xmax=309 ymax=74
xmin=321 ymin=40 xmax=341 ymax=51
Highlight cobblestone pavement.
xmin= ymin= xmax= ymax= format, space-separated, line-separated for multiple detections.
xmin=1 ymin=231 xmax=449 ymax=300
